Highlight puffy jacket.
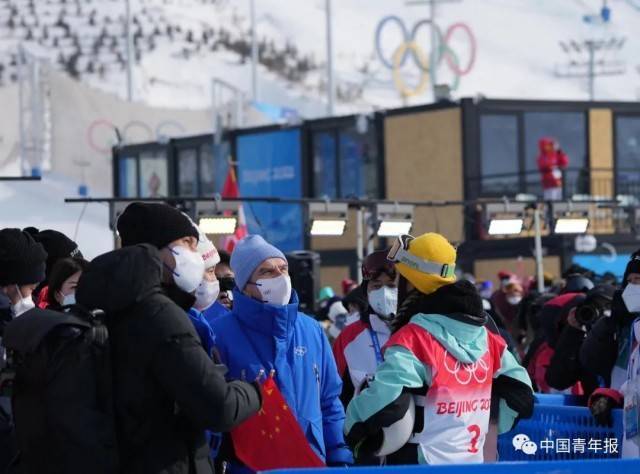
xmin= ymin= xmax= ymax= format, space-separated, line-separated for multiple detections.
xmin=76 ymin=244 xmax=261 ymax=474
xmin=537 ymin=138 xmax=568 ymax=189
xmin=201 ymin=302 xmax=231 ymax=327
xmin=209 ymin=289 xmax=353 ymax=471
xmin=333 ymin=313 xmax=390 ymax=408
xmin=345 ymin=312 xmax=533 ymax=465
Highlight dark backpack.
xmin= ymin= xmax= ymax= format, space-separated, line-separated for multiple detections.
xmin=0 ymin=307 xmax=118 ymax=474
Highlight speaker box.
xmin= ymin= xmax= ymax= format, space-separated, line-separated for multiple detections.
xmin=286 ymin=251 xmax=321 ymax=315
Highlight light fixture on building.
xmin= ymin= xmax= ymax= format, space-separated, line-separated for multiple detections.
xmin=374 ymin=203 xmax=414 ymax=237
xmin=552 ymin=202 xmax=590 ymax=235
xmin=309 ymin=202 xmax=348 ymax=236
xmin=555 ymin=217 xmax=590 ymax=234
xmin=488 ymin=218 xmax=524 ymax=235
xmin=195 ymin=197 xmax=240 ymax=235
xmin=485 ymin=202 xmax=527 ymax=236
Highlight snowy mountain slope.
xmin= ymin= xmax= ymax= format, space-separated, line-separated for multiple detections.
xmin=0 ymin=0 xmax=639 ymax=116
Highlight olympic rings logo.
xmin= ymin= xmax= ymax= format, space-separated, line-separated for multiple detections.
xmin=86 ymin=119 xmax=187 ymax=155
xmin=443 ymin=350 xmax=489 ymax=385
xmin=375 ymin=15 xmax=477 ymax=97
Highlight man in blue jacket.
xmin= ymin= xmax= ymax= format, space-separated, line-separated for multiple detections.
xmin=209 ymin=235 xmax=353 ymax=471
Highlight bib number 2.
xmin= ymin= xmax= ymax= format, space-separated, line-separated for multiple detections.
xmin=467 ymin=424 xmax=481 ymax=453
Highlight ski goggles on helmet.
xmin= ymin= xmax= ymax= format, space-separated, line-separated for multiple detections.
xmin=362 ymin=250 xmax=397 ymax=281
xmin=387 ymin=234 xmax=456 ymax=278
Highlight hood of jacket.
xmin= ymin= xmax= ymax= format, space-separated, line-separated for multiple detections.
xmin=411 ymin=313 xmax=488 ymax=364
xmin=76 ymin=244 xmax=163 ymax=314
xmin=232 ymin=288 xmax=300 ymax=339
xmin=538 ymin=137 xmax=555 ymax=153
xmin=393 ymin=279 xmax=487 ymax=332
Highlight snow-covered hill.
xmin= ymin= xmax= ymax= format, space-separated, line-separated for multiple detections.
xmin=1 ymin=0 xmax=639 ymax=116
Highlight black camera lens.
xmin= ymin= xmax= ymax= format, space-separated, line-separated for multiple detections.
xmin=576 ymin=304 xmax=599 ymax=325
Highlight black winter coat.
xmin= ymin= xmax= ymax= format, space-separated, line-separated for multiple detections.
xmin=545 ymin=325 xmax=598 ymax=398
xmin=76 ymin=244 xmax=261 ymax=474
xmin=579 ymin=291 xmax=634 ymax=387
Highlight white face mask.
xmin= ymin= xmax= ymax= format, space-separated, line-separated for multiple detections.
xmin=195 ymin=279 xmax=220 ymax=311
xmin=507 ymin=295 xmax=522 ymax=306
xmin=622 ymin=283 xmax=640 ymax=313
xmin=12 ymin=285 xmax=35 ymax=317
xmin=62 ymin=293 xmax=76 ymax=306
xmin=368 ymin=286 xmax=398 ymax=318
xmin=169 ymin=246 xmax=206 ymax=294
xmin=254 ymin=274 xmax=292 ymax=306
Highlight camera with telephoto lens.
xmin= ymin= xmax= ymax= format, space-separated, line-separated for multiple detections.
xmin=575 ymin=303 xmax=603 ymax=326
xmin=575 ymin=289 xmax=613 ymax=327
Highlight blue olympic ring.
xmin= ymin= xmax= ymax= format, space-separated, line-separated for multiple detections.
xmin=375 ymin=15 xmax=434 ymax=71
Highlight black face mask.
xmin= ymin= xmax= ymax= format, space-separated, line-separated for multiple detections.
xmin=219 ymin=277 xmax=236 ymax=292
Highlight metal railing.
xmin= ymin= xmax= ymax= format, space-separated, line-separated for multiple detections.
xmin=472 ymin=167 xmax=640 ymax=202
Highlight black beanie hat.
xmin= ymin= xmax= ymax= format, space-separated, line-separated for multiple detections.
xmin=623 ymin=250 xmax=640 ymax=287
xmin=26 ymin=228 xmax=83 ymax=279
xmin=0 ymin=228 xmax=48 ymax=286
xmin=117 ymin=202 xmax=199 ymax=249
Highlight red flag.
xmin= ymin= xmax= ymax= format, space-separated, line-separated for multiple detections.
xmin=219 ymin=165 xmax=248 ymax=253
xmin=231 ymin=377 xmax=325 ymax=471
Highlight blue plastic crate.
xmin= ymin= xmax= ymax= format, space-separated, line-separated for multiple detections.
xmin=498 ymin=405 xmax=623 ymax=461
xmin=534 ymin=393 xmax=581 ymax=406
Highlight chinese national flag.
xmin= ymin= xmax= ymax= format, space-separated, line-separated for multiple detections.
xmin=219 ymin=164 xmax=248 ymax=253
xmin=231 ymin=377 xmax=325 ymax=471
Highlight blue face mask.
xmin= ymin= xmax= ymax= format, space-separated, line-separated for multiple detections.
xmin=62 ymin=293 xmax=76 ymax=306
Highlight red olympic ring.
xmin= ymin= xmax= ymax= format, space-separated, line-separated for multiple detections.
xmin=443 ymin=22 xmax=477 ymax=76
xmin=87 ymin=119 xmax=117 ymax=155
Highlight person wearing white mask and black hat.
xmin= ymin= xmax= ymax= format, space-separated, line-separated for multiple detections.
xmin=0 ymin=228 xmax=48 ymax=470
xmin=333 ymin=250 xmax=397 ymax=409
xmin=581 ymin=251 xmax=640 ymax=458
xmin=75 ymin=202 xmax=261 ymax=474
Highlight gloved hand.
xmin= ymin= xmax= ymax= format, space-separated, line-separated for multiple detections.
xmin=590 ymin=395 xmax=615 ymax=427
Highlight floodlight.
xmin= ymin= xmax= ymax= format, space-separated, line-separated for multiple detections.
xmin=308 ymin=202 xmax=349 ymax=237
xmin=374 ymin=203 xmax=414 ymax=237
xmin=488 ymin=218 xmax=524 ymax=236
xmin=554 ymin=217 xmax=589 ymax=234
xmin=310 ymin=219 xmax=347 ymax=236
xmin=377 ymin=220 xmax=412 ymax=237
xmin=485 ymin=201 xmax=527 ymax=236
xmin=195 ymin=198 xmax=240 ymax=235
xmin=199 ymin=216 xmax=237 ymax=235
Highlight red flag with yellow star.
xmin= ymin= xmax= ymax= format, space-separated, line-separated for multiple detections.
xmin=231 ymin=376 xmax=325 ymax=471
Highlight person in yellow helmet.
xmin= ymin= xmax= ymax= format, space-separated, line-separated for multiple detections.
xmin=344 ymin=232 xmax=534 ymax=465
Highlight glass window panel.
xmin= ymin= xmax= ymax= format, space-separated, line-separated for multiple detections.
xmin=118 ymin=156 xmax=137 ymax=197
xmin=338 ymin=127 xmax=380 ymax=199
xmin=178 ymin=148 xmax=198 ymax=196
xmin=199 ymin=143 xmax=215 ymax=195
xmin=480 ymin=114 xmax=519 ymax=195
xmin=139 ymin=150 xmax=168 ymax=198
xmin=313 ymin=131 xmax=337 ymax=198
xmin=615 ymin=116 xmax=640 ymax=197
xmin=211 ymin=141 xmax=230 ymax=194
xmin=524 ymin=112 xmax=587 ymax=197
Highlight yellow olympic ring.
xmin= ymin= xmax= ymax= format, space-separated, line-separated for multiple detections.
xmin=391 ymin=41 xmax=430 ymax=98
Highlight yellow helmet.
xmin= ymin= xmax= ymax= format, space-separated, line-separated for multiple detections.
xmin=389 ymin=233 xmax=457 ymax=295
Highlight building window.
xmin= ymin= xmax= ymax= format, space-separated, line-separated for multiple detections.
xmin=615 ymin=115 xmax=640 ymax=197
xmin=311 ymin=122 xmax=381 ymax=199
xmin=479 ymin=114 xmax=519 ymax=195
xmin=118 ymin=156 xmax=137 ymax=197
xmin=313 ymin=131 xmax=338 ymax=198
xmin=177 ymin=149 xmax=198 ymax=196
xmin=524 ymin=112 xmax=587 ymax=197
xmin=139 ymin=151 xmax=168 ymax=197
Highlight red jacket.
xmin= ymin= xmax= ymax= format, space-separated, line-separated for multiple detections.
xmin=537 ymin=138 xmax=568 ymax=189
